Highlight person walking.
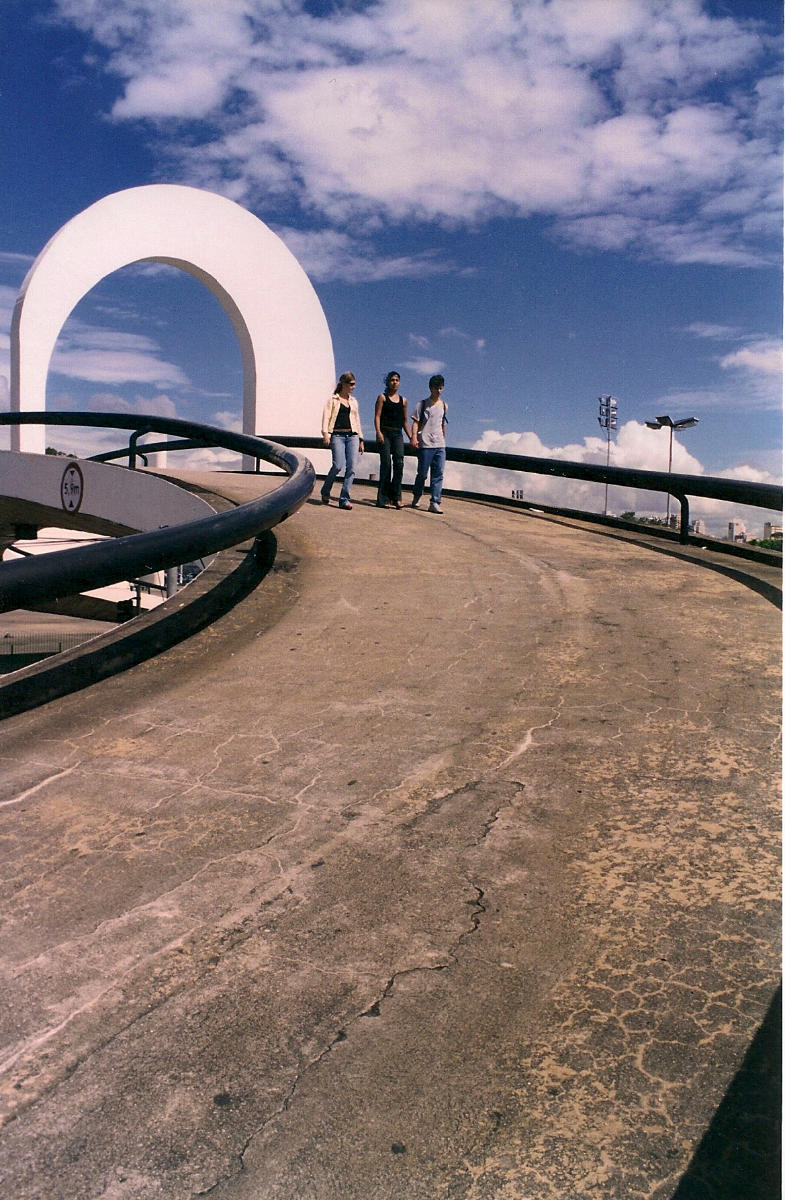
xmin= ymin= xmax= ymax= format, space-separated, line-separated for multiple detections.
xmin=321 ymin=372 xmax=364 ymax=510
xmin=374 ymin=371 xmax=411 ymax=508
xmin=410 ymin=375 xmax=448 ymax=513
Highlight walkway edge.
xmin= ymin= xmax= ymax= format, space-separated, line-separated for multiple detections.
xmin=0 ymin=528 xmax=288 ymax=721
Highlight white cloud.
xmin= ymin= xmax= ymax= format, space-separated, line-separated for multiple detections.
xmin=26 ymin=392 xmax=245 ymax=466
xmin=439 ymin=327 xmax=486 ymax=352
xmin=721 ymin=341 xmax=782 ymax=377
xmin=470 ymin=420 xmax=703 ymax=476
xmin=717 ymin=334 xmax=783 ymax=411
xmin=50 ymin=324 xmax=190 ymax=388
xmin=444 ymin=420 xmax=779 ymax=536
xmin=87 ymin=392 xmax=179 ymax=418
xmin=0 ymin=283 xmax=17 ymax=325
xmin=274 ymin=227 xmax=451 ymax=283
xmin=50 ymin=348 xmax=187 ymax=388
xmin=173 ymin=444 xmax=242 ymax=470
xmin=683 ymin=322 xmax=744 ymax=341
xmin=15 ymin=391 xmax=184 ymax=459
xmin=400 ymin=357 xmax=446 ymax=377
xmin=52 ymin=0 xmax=781 ymax=267
xmin=0 ymin=285 xmax=17 ymax=399
xmin=0 ymin=250 xmax=35 ymax=271
xmin=715 ymin=462 xmax=781 ymax=485
xmin=666 ymin=327 xmax=784 ymax=413
xmin=213 ymin=410 xmax=242 ymax=433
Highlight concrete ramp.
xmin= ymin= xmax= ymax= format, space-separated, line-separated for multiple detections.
xmin=0 ymin=478 xmax=780 ymax=1199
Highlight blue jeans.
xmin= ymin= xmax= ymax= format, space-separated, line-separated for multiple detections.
xmin=322 ymin=433 xmax=359 ymax=505
xmin=377 ymin=428 xmax=405 ymax=504
xmin=413 ymin=446 xmax=445 ymax=506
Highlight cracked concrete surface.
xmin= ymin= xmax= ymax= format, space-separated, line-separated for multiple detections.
xmin=0 ymin=478 xmax=780 ymax=1199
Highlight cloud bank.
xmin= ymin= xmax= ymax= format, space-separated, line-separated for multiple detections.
xmin=53 ymin=0 xmax=781 ymax=274
xmin=50 ymin=324 xmax=190 ymax=389
xmin=443 ymin=420 xmax=781 ymax=537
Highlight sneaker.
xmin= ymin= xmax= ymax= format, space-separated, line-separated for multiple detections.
xmin=320 ymin=493 xmax=330 ymax=505
xmin=394 ymin=500 xmax=404 ymax=509
xmin=428 ymin=504 xmax=443 ymax=514
xmin=411 ymin=499 xmax=421 ymax=509
xmin=339 ymin=502 xmax=353 ymax=511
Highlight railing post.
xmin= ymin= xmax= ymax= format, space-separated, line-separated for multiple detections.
xmin=677 ymin=494 xmax=690 ymax=544
xmin=128 ymin=428 xmax=151 ymax=469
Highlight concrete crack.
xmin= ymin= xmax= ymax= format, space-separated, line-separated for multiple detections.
xmin=495 ymin=707 xmax=561 ymax=770
xmin=192 ymin=883 xmax=488 ymax=1197
xmin=0 ymin=762 xmax=82 ymax=808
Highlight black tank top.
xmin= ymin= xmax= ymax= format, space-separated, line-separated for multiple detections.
xmin=380 ymin=395 xmax=404 ymax=430
xmin=333 ymin=402 xmax=352 ymax=432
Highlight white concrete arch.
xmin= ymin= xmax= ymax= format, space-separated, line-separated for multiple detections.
xmin=10 ymin=184 xmax=335 ymax=455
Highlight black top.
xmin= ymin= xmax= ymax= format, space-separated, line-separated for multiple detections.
xmin=380 ymin=395 xmax=405 ymax=430
xmin=333 ymin=402 xmax=353 ymax=432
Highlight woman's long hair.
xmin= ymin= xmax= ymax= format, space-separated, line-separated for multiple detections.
xmin=334 ymin=372 xmax=356 ymax=394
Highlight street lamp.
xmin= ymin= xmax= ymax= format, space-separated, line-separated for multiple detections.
xmin=597 ymin=395 xmax=618 ymax=516
xmin=645 ymin=414 xmax=699 ymax=525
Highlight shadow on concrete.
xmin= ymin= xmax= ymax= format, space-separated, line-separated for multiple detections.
xmin=596 ymin=532 xmax=783 ymax=611
xmin=671 ymin=985 xmax=782 ymax=1199
xmin=455 ymin=494 xmax=782 ymax=611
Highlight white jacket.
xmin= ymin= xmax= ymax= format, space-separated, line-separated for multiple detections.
xmin=322 ymin=394 xmax=364 ymax=438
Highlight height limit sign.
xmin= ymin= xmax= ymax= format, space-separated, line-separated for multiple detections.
xmin=60 ymin=462 xmax=84 ymax=514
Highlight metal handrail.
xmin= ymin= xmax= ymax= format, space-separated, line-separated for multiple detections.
xmin=266 ymin=435 xmax=782 ymax=545
xmin=1 ymin=411 xmax=780 ymax=616
xmin=0 ymin=412 xmax=315 ymax=613
xmin=91 ymin=437 xmax=206 ymax=464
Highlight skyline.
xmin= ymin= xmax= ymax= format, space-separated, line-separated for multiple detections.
xmin=1 ymin=0 xmax=781 ymax=534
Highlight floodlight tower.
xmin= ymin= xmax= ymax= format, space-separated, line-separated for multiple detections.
xmin=597 ymin=395 xmax=618 ymax=516
xmin=645 ymin=414 xmax=699 ymax=525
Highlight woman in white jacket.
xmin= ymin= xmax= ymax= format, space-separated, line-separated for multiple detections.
xmin=320 ymin=372 xmax=364 ymax=510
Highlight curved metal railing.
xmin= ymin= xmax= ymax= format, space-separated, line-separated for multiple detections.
xmin=0 ymin=412 xmax=314 ymax=613
xmin=1 ymin=411 xmax=780 ymax=617
xmin=50 ymin=427 xmax=785 ymax=545
xmin=265 ymin=435 xmax=783 ymax=545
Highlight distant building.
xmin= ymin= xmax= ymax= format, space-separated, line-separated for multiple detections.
xmin=727 ymin=519 xmax=747 ymax=542
xmin=763 ymin=522 xmax=782 ymax=541
xmin=690 ymin=518 xmax=706 ymax=535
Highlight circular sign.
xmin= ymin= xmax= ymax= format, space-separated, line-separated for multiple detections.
xmin=60 ymin=462 xmax=84 ymax=513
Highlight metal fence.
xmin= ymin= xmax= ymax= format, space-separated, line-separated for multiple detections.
xmin=0 ymin=631 xmax=100 ymax=674
xmin=0 ymin=633 xmax=94 ymax=656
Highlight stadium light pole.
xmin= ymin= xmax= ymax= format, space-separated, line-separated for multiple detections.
xmin=645 ymin=414 xmax=699 ymax=525
xmin=597 ymin=395 xmax=618 ymax=516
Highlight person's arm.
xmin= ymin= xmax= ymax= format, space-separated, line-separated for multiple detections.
xmin=353 ymin=398 xmax=364 ymax=453
xmin=410 ymin=403 xmax=420 ymax=446
xmin=402 ymin=397 xmax=412 ymax=440
xmin=322 ymin=398 xmax=333 ymax=445
xmin=374 ymin=394 xmax=384 ymax=442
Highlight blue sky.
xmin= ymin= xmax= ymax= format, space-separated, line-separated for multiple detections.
xmin=1 ymin=0 xmax=781 ymax=532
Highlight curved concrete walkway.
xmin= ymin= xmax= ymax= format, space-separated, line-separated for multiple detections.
xmin=0 ymin=477 xmax=780 ymax=1200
